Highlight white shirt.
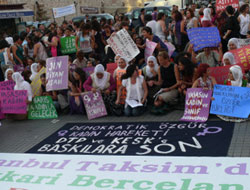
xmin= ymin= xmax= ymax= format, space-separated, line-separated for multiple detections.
xmin=239 ymin=14 xmax=250 ymax=36
xmin=146 ymin=20 xmax=157 ymax=35
xmin=122 ymin=75 xmax=144 ymax=101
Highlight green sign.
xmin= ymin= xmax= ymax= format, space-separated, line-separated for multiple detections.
xmin=28 ymin=96 xmax=58 ymax=120
xmin=61 ymin=36 xmax=77 ymax=54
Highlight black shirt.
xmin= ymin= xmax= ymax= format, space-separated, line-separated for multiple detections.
xmin=160 ymin=63 xmax=176 ymax=88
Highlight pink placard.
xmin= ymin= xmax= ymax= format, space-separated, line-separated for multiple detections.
xmin=107 ymin=63 xmax=118 ymax=76
xmin=144 ymin=40 xmax=157 ymax=62
xmin=0 ymin=90 xmax=27 ymax=114
xmin=0 ymin=80 xmax=15 ymax=90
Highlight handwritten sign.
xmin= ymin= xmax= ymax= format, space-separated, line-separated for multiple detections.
xmin=107 ymin=63 xmax=118 ymax=76
xmin=27 ymin=121 xmax=234 ymax=156
xmin=144 ymin=40 xmax=157 ymax=62
xmin=181 ymin=88 xmax=212 ymax=122
xmin=53 ymin=4 xmax=76 ymax=18
xmin=31 ymin=67 xmax=46 ymax=97
xmin=230 ymin=45 xmax=250 ymax=70
xmin=0 ymin=80 xmax=15 ymax=90
xmin=60 ymin=36 xmax=77 ymax=55
xmin=46 ymin=56 xmax=69 ymax=91
xmin=28 ymin=96 xmax=58 ymax=120
xmin=210 ymin=84 xmax=250 ymax=118
xmin=82 ymin=91 xmax=107 ymax=120
xmin=116 ymin=70 xmax=127 ymax=104
xmin=83 ymin=67 xmax=95 ymax=78
xmin=0 ymin=90 xmax=27 ymax=114
xmin=208 ymin=64 xmax=245 ymax=84
xmin=216 ymin=0 xmax=239 ymax=12
xmin=187 ymin=27 xmax=221 ymax=52
xmin=107 ymin=29 xmax=140 ymax=62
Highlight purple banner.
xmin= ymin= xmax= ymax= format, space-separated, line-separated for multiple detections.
xmin=0 ymin=90 xmax=27 ymax=114
xmin=0 ymin=80 xmax=15 ymax=90
xmin=46 ymin=56 xmax=69 ymax=91
xmin=82 ymin=91 xmax=107 ymax=120
xmin=83 ymin=67 xmax=95 ymax=78
xmin=181 ymin=88 xmax=212 ymax=122
xmin=13 ymin=64 xmax=25 ymax=73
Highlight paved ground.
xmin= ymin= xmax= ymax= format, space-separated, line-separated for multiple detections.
xmin=0 ymin=109 xmax=250 ymax=157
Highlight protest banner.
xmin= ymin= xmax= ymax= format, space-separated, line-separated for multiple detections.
xmin=31 ymin=67 xmax=46 ymax=97
xmin=238 ymin=38 xmax=250 ymax=48
xmin=165 ymin=41 xmax=176 ymax=57
xmin=210 ymin=84 xmax=250 ymax=118
xmin=46 ymin=56 xmax=69 ymax=91
xmin=144 ymin=39 xmax=157 ymax=62
xmin=82 ymin=91 xmax=107 ymax=120
xmin=107 ymin=29 xmax=140 ymax=62
xmin=230 ymin=45 xmax=250 ymax=70
xmin=1 ymin=152 xmax=250 ymax=190
xmin=28 ymin=96 xmax=58 ymax=120
xmin=53 ymin=4 xmax=76 ymax=18
xmin=28 ymin=121 xmax=234 ymax=156
xmin=0 ymin=80 xmax=15 ymax=90
xmin=116 ymin=70 xmax=127 ymax=104
xmin=60 ymin=36 xmax=77 ymax=55
xmin=80 ymin=6 xmax=99 ymax=14
xmin=216 ymin=0 xmax=239 ymax=12
xmin=181 ymin=88 xmax=212 ymax=122
xmin=107 ymin=63 xmax=118 ymax=76
xmin=0 ymin=90 xmax=27 ymax=114
xmin=208 ymin=64 xmax=245 ymax=84
xmin=83 ymin=67 xmax=95 ymax=77
xmin=0 ymin=109 xmax=4 ymax=119
xmin=187 ymin=27 xmax=221 ymax=52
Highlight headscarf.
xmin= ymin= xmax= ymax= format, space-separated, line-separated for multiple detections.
xmin=223 ymin=52 xmax=236 ymax=66
xmin=118 ymin=56 xmax=129 ymax=70
xmin=4 ymin=68 xmax=14 ymax=81
xmin=227 ymin=38 xmax=240 ymax=50
xmin=201 ymin=8 xmax=211 ymax=22
xmin=29 ymin=63 xmax=39 ymax=81
xmin=146 ymin=56 xmax=159 ymax=78
xmin=93 ymin=64 xmax=109 ymax=90
xmin=12 ymin=72 xmax=33 ymax=101
xmin=114 ymin=54 xmax=121 ymax=63
xmin=229 ymin=65 xmax=243 ymax=87
xmin=5 ymin=37 xmax=14 ymax=46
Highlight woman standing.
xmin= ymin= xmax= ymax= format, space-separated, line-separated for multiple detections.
xmin=186 ymin=9 xmax=198 ymax=30
xmin=12 ymin=34 xmax=24 ymax=66
xmin=33 ymin=36 xmax=48 ymax=62
xmin=155 ymin=12 xmax=168 ymax=42
xmin=0 ymin=39 xmax=13 ymax=79
xmin=116 ymin=64 xmax=148 ymax=116
xmin=238 ymin=4 xmax=250 ymax=39
xmin=24 ymin=35 xmax=34 ymax=58
xmin=201 ymin=8 xmax=213 ymax=27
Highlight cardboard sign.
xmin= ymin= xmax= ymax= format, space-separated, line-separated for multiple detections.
xmin=116 ymin=69 xmax=127 ymax=104
xmin=31 ymin=67 xmax=46 ymax=97
xmin=107 ymin=29 xmax=140 ymax=62
xmin=0 ymin=80 xmax=15 ymax=90
xmin=107 ymin=63 xmax=118 ymax=76
xmin=28 ymin=96 xmax=58 ymax=120
xmin=165 ymin=41 xmax=176 ymax=57
xmin=187 ymin=27 xmax=221 ymax=52
xmin=216 ymin=0 xmax=239 ymax=12
xmin=27 ymin=121 xmax=234 ymax=156
xmin=83 ymin=67 xmax=95 ymax=78
xmin=230 ymin=45 xmax=250 ymax=70
xmin=0 ymin=90 xmax=27 ymax=114
xmin=210 ymin=84 xmax=250 ymax=118
xmin=181 ymin=88 xmax=212 ymax=122
xmin=46 ymin=56 xmax=69 ymax=91
xmin=82 ymin=91 xmax=107 ymax=120
xmin=60 ymin=36 xmax=77 ymax=55
xmin=144 ymin=39 xmax=157 ymax=62
xmin=208 ymin=64 xmax=245 ymax=84
xmin=53 ymin=4 xmax=76 ymax=18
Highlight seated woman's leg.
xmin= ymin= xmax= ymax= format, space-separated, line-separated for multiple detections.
xmin=124 ymin=105 xmax=132 ymax=117
xmin=132 ymin=106 xmax=145 ymax=116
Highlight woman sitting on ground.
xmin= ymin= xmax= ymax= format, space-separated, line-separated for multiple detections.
xmin=4 ymin=68 xmax=14 ymax=81
xmin=222 ymin=52 xmax=236 ymax=66
xmin=113 ymin=56 xmax=129 ymax=80
xmin=116 ymin=64 xmax=148 ymax=116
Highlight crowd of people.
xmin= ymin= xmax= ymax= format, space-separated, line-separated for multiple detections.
xmin=0 ymin=2 xmax=250 ymax=122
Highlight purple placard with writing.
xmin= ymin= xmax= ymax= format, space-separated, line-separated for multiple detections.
xmin=0 ymin=90 xmax=27 ymax=114
xmin=181 ymin=88 xmax=212 ymax=122
xmin=83 ymin=67 xmax=95 ymax=77
xmin=82 ymin=91 xmax=107 ymax=120
xmin=13 ymin=64 xmax=25 ymax=73
xmin=46 ymin=56 xmax=69 ymax=91
xmin=0 ymin=80 xmax=15 ymax=90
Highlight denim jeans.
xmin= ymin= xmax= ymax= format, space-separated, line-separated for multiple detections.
xmin=124 ymin=105 xmax=145 ymax=117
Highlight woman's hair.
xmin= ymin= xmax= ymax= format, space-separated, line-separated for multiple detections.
xmin=27 ymin=35 xmax=34 ymax=49
xmin=158 ymin=51 xmax=169 ymax=60
xmin=91 ymin=20 xmax=102 ymax=32
xmin=174 ymin=52 xmax=192 ymax=63
xmin=226 ymin=5 xmax=235 ymax=15
xmin=178 ymin=56 xmax=196 ymax=77
xmin=40 ymin=73 xmax=46 ymax=79
xmin=72 ymin=68 xmax=86 ymax=91
xmin=121 ymin=64 xmax=137 ymax=80
xmin=187 ymin=8 xmax=194 ymax=18
xmin=142 ymin=26 xmax=152 ymax=35
xmin=38 ymin=60 xmax=46 ymax=68
xmin=0 ymin=39 xmax=10 ymax=49
xmin=196 ymin=63 xmax=210 ymax=79
xmin=174 ymin=10 xmax=183 ymax=22
xmin=157 ymin=12 xmax=165 ymax=21
xmin=13 ymin=34 xmax=20 ymax=43
xmin=239 ymin=4 xmax=249 ymax=13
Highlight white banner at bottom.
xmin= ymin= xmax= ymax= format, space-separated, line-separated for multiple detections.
xmin=0 ymin=153 xmax=249 ymax=190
